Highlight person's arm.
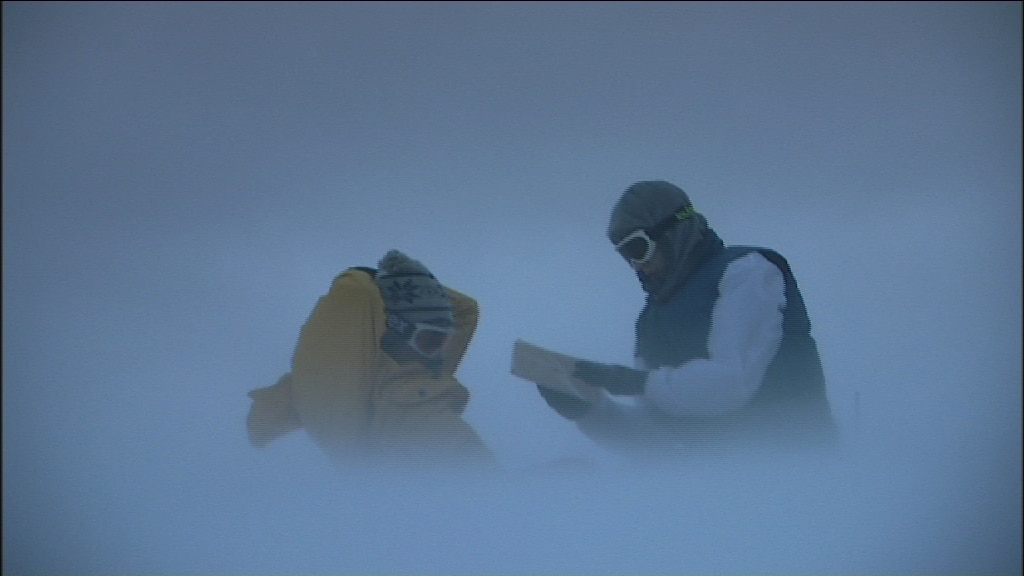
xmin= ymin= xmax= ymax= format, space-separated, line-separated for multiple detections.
xmin=289 ymin=271 xmax=380 ymax=453
xmin=246 ymin=373 xmax=301 ymax=447
xmin=440 ymin=285 xmax=478 ymax=376
xmin=575 ymin=392 xmax=680 ymax=451
xmin=643 ymin=252 xmax=785 ymax=416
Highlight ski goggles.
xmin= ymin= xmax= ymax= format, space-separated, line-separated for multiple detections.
xmin=386 ymin=313 xmax=455 ymax=358
xmin=614 ymin=204 xmax=697 ymax=266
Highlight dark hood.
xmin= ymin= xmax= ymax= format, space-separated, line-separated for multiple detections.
xmin=607 ymin=181 xmax=723 ymax=301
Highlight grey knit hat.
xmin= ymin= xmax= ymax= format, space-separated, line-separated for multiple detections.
xmin=375 ymin=250 xmax=454 ymax=327
xmin=607 ymin=181 xmax=710 ymax=298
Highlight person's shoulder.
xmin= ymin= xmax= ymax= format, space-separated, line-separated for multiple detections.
xmin=725 ymin=250 xmax=777 ymax=271
xmin=726 ymin=245 xmax=790 ymax=274
xmin=327 ymin=266 xmax=379 ymax=297
xmin=720 ymin=250 xmax=785 ymax=293
xmin=443 ymin=284 xmax=479 ymax=313
xmin=347 ymin=266 xmax=377 ymax=278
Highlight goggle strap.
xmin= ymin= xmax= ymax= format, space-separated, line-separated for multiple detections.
xmin=647 ymin=203 xmax=696 ymax=238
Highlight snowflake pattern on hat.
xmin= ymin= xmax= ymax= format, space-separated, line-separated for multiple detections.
xmin=384 ymin=278 xmax=422 ymax=305
xmin=375 ymin=249 xmax=454 ymax=326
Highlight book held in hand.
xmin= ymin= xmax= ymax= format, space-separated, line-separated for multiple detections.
xmin=510 ymin=339 xmax=601 ymax=402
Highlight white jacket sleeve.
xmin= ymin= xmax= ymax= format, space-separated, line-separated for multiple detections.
xmin=642 ymin=252 xmax=785 ymax=416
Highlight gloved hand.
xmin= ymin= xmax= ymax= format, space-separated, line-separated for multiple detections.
xmin=572 ymin=360 xmax=648 ymax=396
xmin=536 ymin=385 xmax=592 ymax=421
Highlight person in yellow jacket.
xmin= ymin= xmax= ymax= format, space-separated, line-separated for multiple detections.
xmin=246 ymin=249 xmax=494 ymax=469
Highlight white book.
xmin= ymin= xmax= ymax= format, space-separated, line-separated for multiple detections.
xmin=510 ymin=339 xmax=602 ymax=402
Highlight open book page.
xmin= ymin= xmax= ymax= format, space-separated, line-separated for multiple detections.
xmin=510 ymin=339 xmax=602 ymax=402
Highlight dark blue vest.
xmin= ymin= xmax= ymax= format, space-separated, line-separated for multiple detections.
xmin=635 ymin=245 xmax=837 ymax=449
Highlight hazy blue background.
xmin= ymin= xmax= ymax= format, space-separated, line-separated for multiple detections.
xmin=3 ymin=2 xmax=1021 ymax=574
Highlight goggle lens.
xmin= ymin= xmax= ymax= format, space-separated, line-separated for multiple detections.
xmin=615 ymin=230 xmax=656 ymax=266
xmin=618 ymin=236 xmax=653 ymax=263
xmin=613 ymin=204 xmax=696 ymax=267
xmin=409 ymin=323 xmax=454 ymax=358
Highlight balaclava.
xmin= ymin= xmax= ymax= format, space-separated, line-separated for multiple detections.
xmin=607 ymin=180 xmax=713 ymax=301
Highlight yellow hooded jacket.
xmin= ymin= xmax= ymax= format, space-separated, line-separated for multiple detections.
xmin=246 ymin=267 xmax=491 ymax=464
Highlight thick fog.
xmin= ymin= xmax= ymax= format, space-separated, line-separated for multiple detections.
xmin=3 ymin=2 xmax=1021 ymax=574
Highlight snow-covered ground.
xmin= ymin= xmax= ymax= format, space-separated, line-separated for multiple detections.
xmin=4 ymin=3 xmax=1020 ymax=574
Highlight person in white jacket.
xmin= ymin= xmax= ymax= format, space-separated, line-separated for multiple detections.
xmin=536 ymin=181 xmax=838 ymax=459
